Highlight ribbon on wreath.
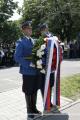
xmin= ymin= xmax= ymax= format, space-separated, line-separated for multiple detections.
xmin=43 ymin=36 xmax=61 ymax=111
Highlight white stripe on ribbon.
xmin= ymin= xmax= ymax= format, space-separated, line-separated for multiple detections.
xmin=43 ymin=36 xmax=59 ymax=109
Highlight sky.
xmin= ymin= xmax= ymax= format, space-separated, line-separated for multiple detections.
xmin=9 ymin=0 xmax=23 ymax=21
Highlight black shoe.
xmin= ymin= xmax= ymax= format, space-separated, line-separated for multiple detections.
xmin=28 ymin=113 xmax=34 ymax=119
xmin=33 ymin=109 xmax=42 ymax=119
xmin=50 ymin=103 xmax=54 ymax=108
xmin=33 ymin=108 xmax=41 ymax=114
xmin=27 ymin=116 xmax=33 ymax=120
xmin=51 ymin=105 xmax=60 ymax=113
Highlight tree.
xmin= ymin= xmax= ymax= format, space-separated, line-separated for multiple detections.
xmin=22 ymin=0 xmax=80 ymax=41
xmin=0 ymin=0 xmax=18 ymax=21
xmin=0 ymin=21 xmax=21 ymax=44
xmin=47 ymin=0 xmax=80 ymax=42
xmin=0 ymin=0 xmax=21 ymax=44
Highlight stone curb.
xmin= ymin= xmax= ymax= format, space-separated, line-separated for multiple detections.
xmin=60 ymin=99 xmax=80 ymax=111
xmin=61 ymin=96 xmax=73 ymax=102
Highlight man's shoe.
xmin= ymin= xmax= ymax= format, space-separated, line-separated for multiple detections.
xmin=51 ymin=105 xmax=60 ymax=113
xmin=27 ymin=117 xmax=33 ymax=120
xmin=27 ymin=113 xmax=34 ymax=119
xmin=50 ymin=103 xmax=54 ymax=108
xmin=33 ymin=108 xmax=42 ymax=114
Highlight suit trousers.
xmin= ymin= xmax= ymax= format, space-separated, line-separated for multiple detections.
xmin=22 ymin=75 xmax=38 ymax=95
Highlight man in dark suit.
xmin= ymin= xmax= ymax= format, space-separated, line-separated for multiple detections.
xmin=37 ymin=23 xmax=54 ymax=107
xmin=38 ymin=23 xmax=63 ymax=111
xmin=14 ymin=21 xmax=41 ymax=119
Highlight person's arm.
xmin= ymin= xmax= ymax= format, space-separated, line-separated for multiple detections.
xmin=14 ymin=40 xmax=29 ymax=67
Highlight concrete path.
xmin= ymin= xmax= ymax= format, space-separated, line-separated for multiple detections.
xmin=0 ymin=59 xmax=80 ymax=120
xmin=61 ymin=100 xmax=80 ymax=120
xmin=0 ymin=87 xmax=73 ymax=120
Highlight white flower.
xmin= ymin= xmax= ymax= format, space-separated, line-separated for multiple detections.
xmin=37 ymin=52 xmax=42 ymax=58
xmin=37 ymin=59 xmax=42 ymax=66
xmin=36 ymin=49 xmax=40 ymax=55
xmin=36 ymin=47 xmax=45 ymax=58
xmin=36 ymin=59 xmax=42 ymax=69
xmin=40 ymin=44 xmax=46 ymax=51
xmin=40 ymin=69 xmax=45 ymax=73
xmin=41 ymin=51 xmax=44 ymax=55
xmin=37 ymin=64 xmax=42 ymax=69
xmin=30 ymin=62 xmax=35 ymax=67
xmin=37 ymin=50 xmax=42 ymax=57
xmin=37 ymin=49 xmax=41 ymax=54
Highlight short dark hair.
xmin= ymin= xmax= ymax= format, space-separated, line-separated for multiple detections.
xmin=21 ymin=21 xmax=32 ymax=29
xmin=39 ymin=23 xmax=48 ymax=31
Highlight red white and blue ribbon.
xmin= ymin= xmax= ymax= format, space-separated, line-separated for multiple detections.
xmin=53 ymin=40 xmax=60 ymax=107
xmin=43 ymin=36 xmax=60 ymax=111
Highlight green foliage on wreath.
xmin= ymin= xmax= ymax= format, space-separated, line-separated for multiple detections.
xmin=32 ymin=36 xmax=44 ymax=55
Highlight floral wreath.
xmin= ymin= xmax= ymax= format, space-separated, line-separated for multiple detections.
xmin=30 ymin=36 xmax=47 ymax=73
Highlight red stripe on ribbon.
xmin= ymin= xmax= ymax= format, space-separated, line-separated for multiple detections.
xmin=58 ymin=75 xmax=60 ymax=106
xmin=46 ymin=82 xmax=51 ymax=111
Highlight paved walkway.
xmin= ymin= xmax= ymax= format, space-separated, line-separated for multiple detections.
xmin=0 ymin=87 xmax=73 ymax=120
xmin=0 ymin=60 xmax=80 ymax=120
xmin=61 ymin=100 xmax=80 ymax=120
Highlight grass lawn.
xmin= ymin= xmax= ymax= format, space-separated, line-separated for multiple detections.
xmin=61 ymin=73 xmax=80 ymax=100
